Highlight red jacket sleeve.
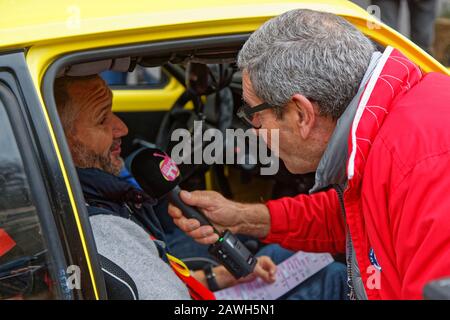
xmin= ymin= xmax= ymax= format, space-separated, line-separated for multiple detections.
xmin=261 ymin=188 xmax=346 ymax=254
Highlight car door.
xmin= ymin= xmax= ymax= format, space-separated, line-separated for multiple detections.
xmin=0 ymin=51 xmax=106 ymax=300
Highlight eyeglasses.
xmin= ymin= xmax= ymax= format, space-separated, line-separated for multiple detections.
xmin=237 ymin=102 xmax=275 ymax=129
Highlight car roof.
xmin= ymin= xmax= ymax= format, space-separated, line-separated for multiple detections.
xmin=0 ymin=0 xmax=370 ymax=50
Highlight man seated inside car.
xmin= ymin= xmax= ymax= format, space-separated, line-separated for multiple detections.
xmin=54 ymin=74 xmax=348 ymax=300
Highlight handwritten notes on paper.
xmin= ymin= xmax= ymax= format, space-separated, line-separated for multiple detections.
xmin=214 ymin=251 xmax=334 ymax=300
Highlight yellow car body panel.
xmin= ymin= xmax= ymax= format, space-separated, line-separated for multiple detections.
xmin=1 ymin=0 xmax=448 ymax=299
xmin=0 ymin=0 xmax=386 ymax=49
xmin=3 ymin=0 xmax=448 ymax=93
xmin=111 ymin=75 xmax=194 ymax=112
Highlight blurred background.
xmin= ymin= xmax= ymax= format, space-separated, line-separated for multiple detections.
xmin=351 ymin=0 xmax=450 ymax=65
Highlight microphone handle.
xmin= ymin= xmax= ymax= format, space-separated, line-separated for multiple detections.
xmin=169 ymin=186 xmax=216 ymax=229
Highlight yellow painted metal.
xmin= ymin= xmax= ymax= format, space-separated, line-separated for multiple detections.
xmin=205 ymin=170 xmax=213 ymax=192
xmin=0 ymin=0 xmax=378 ymax=49
xmin=112 ymin=77 xmax=189 ymax=112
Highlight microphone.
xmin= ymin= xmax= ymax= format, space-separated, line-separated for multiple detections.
xmin=128 ymin=147 xmax=212 ymax=226
xmin=128 ymin=147 xmax=257 ymax=279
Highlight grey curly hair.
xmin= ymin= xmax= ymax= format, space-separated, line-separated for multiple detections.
xmin=238 ymin=9 xmax=376 ymax=119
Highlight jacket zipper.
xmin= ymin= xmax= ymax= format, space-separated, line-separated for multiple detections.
xmin=334 ymin=184 xmax=356 ymax=300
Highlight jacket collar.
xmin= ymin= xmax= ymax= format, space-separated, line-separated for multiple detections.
xmin=310 ymin=51 xmax=383 ymax=193
xmin=76 ymin=167 xmax=155 ymax=206
xmin=346 ymin=47 xmax=422 ymax=194
xmin=310 ymin=47 xmax=423 ymax=193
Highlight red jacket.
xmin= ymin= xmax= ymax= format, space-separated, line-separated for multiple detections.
xmin=263 ymin=47 xmax=450 ymax=299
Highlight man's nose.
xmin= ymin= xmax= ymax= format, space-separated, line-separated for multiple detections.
xmin=112 ymin=114 xmax=128 ymax=138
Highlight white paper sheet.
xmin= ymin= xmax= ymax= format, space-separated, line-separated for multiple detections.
xmin=214 ymin=251 xmax=334 ymax=300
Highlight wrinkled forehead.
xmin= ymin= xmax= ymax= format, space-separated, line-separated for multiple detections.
xmin=68 ymin=75 xmax=112 ymax=111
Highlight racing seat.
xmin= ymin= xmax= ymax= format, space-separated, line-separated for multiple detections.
xmin=99 ymin=254 xmax=139 ymax=300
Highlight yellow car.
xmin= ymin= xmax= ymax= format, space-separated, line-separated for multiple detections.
xmin=0 ymin=0 xmax=448 ymax=300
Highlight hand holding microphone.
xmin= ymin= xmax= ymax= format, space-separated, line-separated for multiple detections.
xmin=169 ymin=190 xmax=243 ymax=244
xmin=128 ymin=147 xmax=257 ymax=279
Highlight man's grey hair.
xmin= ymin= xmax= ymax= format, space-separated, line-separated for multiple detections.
xmin=238 ymin=9 xmax=376 ymax=119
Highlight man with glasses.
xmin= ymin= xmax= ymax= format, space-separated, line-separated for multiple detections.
xmin=169 ymin=9 xmax=450 ymax=300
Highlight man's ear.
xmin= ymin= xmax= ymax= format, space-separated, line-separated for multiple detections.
xmin=291 ymin=94 xmax=316 ymax=139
